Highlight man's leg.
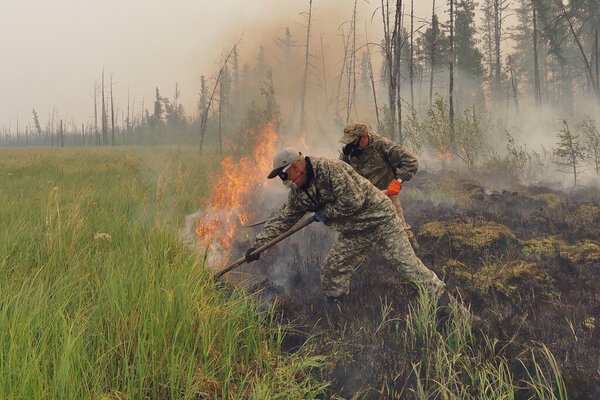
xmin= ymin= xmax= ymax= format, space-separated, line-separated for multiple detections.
xmin=374 ymin=222 xmax=444 ymax=298
xmin=389 ymin=194 xmax=419 ymax=252
xmin=320 ymin=234 xmax=368 ymax=298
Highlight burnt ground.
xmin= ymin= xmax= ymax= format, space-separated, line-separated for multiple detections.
xmin=219 ymin=170 xmax=600 ymax=399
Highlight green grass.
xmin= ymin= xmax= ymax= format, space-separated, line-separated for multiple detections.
xmin=0 ymin=147 xmax=327 ymax=399
xmin=0 ymin=147 xmax=569 ymax=399
xmin=394 ymin=286 xmax=567 ymax=400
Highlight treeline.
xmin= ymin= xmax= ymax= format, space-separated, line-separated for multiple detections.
xmin=1 ymin=0 xmax=599 ymax=157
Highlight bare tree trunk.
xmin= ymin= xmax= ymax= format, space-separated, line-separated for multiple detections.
xmin=101 ymin=68 xmax=107 ymax=146
xmin=218 ymin=77 xmax=223 ymax=157
xmin=394 ymin=0 xmax=402 ymax=143
xmin=60 ymin=119 xmax=64 ymax=147
xmin=410 ymin=0 xmax=415 ymax=109
xmin=508 ymin=55 xmax=520 ymax=112
xmin=94 ymin=82 xmax=99 ymax=146
xmin=555 ymin=0 xmax=600 ymax=100
xmin=110 ymin=74 xmax=115 ymax=146
xmin=449 ymin=0 xmax=455 ymax=144
xmin=336 ymin=31 xmax=349 ymax=123
xmin=532 ymin=2 xmax=542 ymax=107
xmin=300 ymin=0 xmax=313 ymax=129
xmin=429 ymin=0 xmax=436 ymax=107
xmin=319 ymin=34 xmax=329 ymax=114
xmin=366 ymin=38 xmax=380 ymax=125
xmin=494 ymin=0 xmax=502 ymax=85
xmin=345 ymin=0 xmax=358 ymax=124
xmin=594 ymin=26 xmax=600 ymax=87
xmin=199 ymin=39 xmax=241 ymax=154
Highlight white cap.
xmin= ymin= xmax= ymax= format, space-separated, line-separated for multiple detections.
xmin=267 ymin=147 xmax=302 ymax=179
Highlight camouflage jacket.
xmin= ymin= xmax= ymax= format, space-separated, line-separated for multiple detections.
xmin=253 ymin=156 xmax=396 ymax=248
xmin=339 ymin=132 xmax=418 ymax=190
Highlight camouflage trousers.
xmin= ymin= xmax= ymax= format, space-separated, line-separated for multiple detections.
xmin=388 ymin=194 xmax=411 ymax=231
xmin=389 ymin=193 xmax=419 ymax=252
xmin=320 ymin=215 xmax=445 ymax=298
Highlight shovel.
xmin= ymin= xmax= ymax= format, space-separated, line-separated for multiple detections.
xmin=213 ymin=214 xmax=317 ymax=280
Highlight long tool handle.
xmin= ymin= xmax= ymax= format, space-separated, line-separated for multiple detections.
xmin=213 ymin=214 xmax=317 ymax=280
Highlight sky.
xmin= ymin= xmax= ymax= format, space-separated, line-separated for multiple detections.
xmin=0 ymin=0 xmax=432 ymax=132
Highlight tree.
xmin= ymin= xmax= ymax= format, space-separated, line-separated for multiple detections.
xmin=454 ymin=0 xmax=484 ymax=106
xmin=577 ymin=117 xmax=600 ymax=175
xmin=32 ymin=109 xmax=42 ymax=141
xmin=416 ymin=8 xmax=449 ymax=106
xmin=553 ymin=120 xmax=583 ymax=185
xmin=300 ymin=0 xmax=313 ymax=129
xmin=380 ymin=0 xmax=405 ymax=143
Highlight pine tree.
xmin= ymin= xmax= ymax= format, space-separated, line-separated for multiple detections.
xmin=553 ymin=120 xmax=583 ymax=185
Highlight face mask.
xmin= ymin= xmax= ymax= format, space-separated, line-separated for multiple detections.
xmin=350 ymin=147 xmax=363 ymax=157
xmin=342 ymin=138 xmax=363 ymax=157
xmin=342 ymin=143 xmax=355 ymax=156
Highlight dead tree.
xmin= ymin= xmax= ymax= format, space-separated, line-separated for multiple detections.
xmin=381 ymin=0 xmax=404 ymax=143
xmin=429 ymin=0 xmax=437 ymax=107
xmin=101 ymin=68 xmax=108 ymax=146
xmin=532 ymin=1 xmax=542 ymax=107
xmin=94 ymin=82 xmax=99 ymax=146
xmin=555 ymin=0 xmax=600 ymax=101
xmin=365 ymin=32 xmax=380 ymax=126
xmin=410 ymin=0 xmax=415 ymax=109
xmin=300 ymin=0 xmax=313 ymax=130
xmin=110 ymin=74 xmax=115 ymax=146
xmin=199 ymin=38 xmax=242 ymax=155
xmin=345 ymin=0 xmax=358 ymax=124
xmin=449 ymin=0 xmax=455 ymax=143
xmin=507 ymin=54 xmax=520 ymax=112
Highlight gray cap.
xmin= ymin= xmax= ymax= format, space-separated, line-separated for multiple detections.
xmin=267 ymin=147 xmax=302 ymax=179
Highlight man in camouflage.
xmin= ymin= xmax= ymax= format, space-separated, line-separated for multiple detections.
xmin=339 ymin=123 xmax=419 ymax=251
xmin=244 ymin=147 xmax=446 ymax=301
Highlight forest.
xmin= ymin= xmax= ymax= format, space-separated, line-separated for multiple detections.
xmin=2 ymin=0 xmax=599 ymax=188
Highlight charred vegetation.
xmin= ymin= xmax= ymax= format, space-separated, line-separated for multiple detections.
xmin=212 ymin=170 xmax=600 ymax=399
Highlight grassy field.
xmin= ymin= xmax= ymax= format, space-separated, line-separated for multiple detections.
xmin=0 ymin=146 xmax=570 ymax=399
xmin=0 ymin=147 xmax=327 ymax=399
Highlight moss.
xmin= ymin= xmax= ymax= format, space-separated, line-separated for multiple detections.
xmin=570 ymin=240 xmax=600 ymax=263
xmin=521 ymin=236 xmax=566 ymax=258
xmin=521 ymin=236 xmax=600 ymax=264
xmin=444 ymin=258 xmax=543 ymax=296
xmin=533 ymin=192 xmax=563 ymax=210
xmin=419 ymin=219 xmax=516 ymax=253
xmin=566 ymin=203 xmax=600 ymax=226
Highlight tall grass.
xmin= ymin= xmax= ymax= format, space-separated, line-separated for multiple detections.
xmin=397 ymin=286 xmax=568 ymax=399
xmin=0 ymin=147 xmax=327 ymax=399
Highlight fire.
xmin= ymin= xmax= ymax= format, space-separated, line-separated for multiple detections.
xmin=195 ymin=120 xmax=278 ymax=263
xmin=437 ymin=144 xmax=453 ymax=161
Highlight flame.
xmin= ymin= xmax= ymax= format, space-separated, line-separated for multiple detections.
xmin=195 ymin=120 xmax=278 ymax=263
xmin=437 ymin=144 xmax=453 ymax=161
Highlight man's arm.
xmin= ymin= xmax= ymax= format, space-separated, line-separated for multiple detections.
xmin=378 ymin=137 xmax=418 ymax=182
xmin=319 ymin=160 xmax=367 ymax=220
xmin=253 ymin=198 xmax=306 ymax=248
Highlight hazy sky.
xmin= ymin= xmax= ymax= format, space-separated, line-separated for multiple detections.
xmin=0 ymin=0 xmax=432 ymax=131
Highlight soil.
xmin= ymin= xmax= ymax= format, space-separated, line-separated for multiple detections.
xmin=219 ymin=170 xmax=600 ymax=399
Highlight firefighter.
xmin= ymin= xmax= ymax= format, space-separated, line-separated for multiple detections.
xmin=244 ymin=147 xmax=466 ymax=318
xmin=339 ymin=122 xmax=420 ymax=252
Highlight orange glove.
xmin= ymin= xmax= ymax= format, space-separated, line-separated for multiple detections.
xmin=385 ymin=179 xmax=402 ymax=196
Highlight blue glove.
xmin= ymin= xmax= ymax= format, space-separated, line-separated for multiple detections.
xmin=314 ymin=210 xmax=327 ymax=223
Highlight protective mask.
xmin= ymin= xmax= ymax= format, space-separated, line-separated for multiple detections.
xmin=342 ymin=139 xmax=363 ymax=157
xmin=349 ymin=147 xmax=363 ymax=157
xmin=342 ymin=142 xmax=356 ymax=155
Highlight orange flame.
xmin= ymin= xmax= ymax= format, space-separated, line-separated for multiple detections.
xmin=437 ymin=144 xmax=453 ymax=161
xmin=195 ymin=120 xmax=278 ymax=263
